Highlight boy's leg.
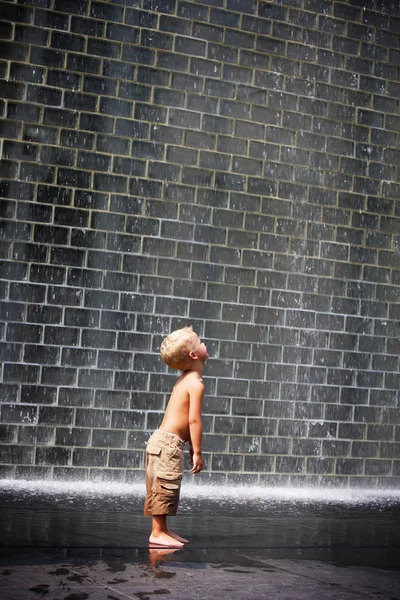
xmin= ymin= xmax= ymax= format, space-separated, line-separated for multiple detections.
xmin=146 ymin=432 xmax=188 ymax=547
xmin=149 ymin=515 xmax=184 ymax=548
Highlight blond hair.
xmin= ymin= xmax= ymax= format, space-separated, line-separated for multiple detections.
xmin=160 ymin=326 xmax=199 ymax=369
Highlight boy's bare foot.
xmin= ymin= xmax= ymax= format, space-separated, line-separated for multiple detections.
xmin=167 ymin=530 xmax=189 ymax=544
xmin=149 ymin=532 xmax=184 ymax=548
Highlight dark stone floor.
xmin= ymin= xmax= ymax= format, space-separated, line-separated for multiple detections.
xmin=1 ymin=481 xmax=399 ymax=599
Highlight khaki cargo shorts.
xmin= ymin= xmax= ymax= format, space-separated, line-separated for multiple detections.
xmin=144 ymin=429 xmax=185 ymax=516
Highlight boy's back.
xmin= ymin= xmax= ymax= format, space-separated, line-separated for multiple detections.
xmin=159 ymin=370 xmax=204 ymax=444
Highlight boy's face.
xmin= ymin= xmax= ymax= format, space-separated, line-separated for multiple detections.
xmin=193 ymin=335 xmax=209 ymax=362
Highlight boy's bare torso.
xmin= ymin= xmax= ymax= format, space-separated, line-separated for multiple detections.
xmin=159 ymin=370 xmax=204 ymax=442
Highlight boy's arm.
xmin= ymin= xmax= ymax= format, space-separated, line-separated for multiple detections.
xmin=188 ymin=379 xmax=204 ymax=474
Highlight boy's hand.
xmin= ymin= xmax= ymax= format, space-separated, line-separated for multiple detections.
xmin=190 ymin=451 xmax=203 ymax=474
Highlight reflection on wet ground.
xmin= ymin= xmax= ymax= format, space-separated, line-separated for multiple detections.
xmin=0 ymin=481 xmax=399 ymax=599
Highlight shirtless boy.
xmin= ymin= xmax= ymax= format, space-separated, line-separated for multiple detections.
xmin=144 ymin=326 xmax=208 ymax=548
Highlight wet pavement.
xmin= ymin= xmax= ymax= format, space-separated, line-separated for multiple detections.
xmin=0 ymin=481 xmax=399 ymax=599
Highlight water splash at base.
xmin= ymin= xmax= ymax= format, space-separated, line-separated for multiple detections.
xmin=1 ymin=479 xmax=400 ymax=508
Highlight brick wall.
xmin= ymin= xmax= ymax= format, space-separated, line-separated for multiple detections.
xmin=0 ymin=0 xmax=400 ymax=488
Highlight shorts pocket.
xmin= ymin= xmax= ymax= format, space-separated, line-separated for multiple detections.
xmin=159 ymin=478 xmax=180 ymax=491
xmin=158 ymin=470 xmax=182 ymax=482
xmin=146 ymin=443 xmax=162 ymax=456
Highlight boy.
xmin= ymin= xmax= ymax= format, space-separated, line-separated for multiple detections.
xmin=144 ymin=326 xmax=208 ymax=548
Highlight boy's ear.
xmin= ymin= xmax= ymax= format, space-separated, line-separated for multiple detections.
xmin=188 ymin=350 xmax=198 ymax=360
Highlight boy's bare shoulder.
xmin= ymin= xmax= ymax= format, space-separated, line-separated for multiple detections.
xmin=183 ymin=370 xmax=204 ymax=391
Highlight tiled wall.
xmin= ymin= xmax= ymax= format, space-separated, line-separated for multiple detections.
xmin=1 ymin=0 xmax=400 ymax=487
